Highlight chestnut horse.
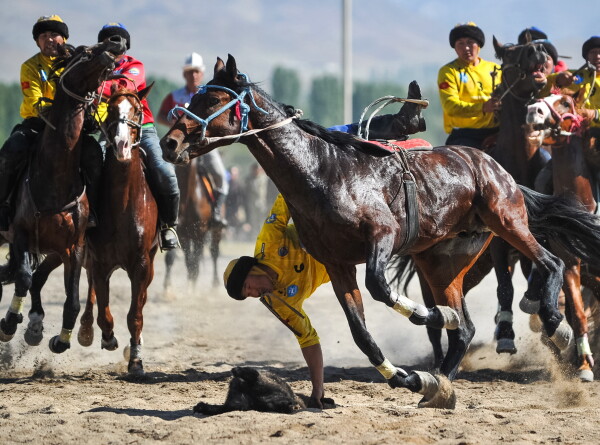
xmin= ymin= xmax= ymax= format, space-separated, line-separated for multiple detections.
xmin=0 ymin=37 xmax=126 ymax=352
xmin=76 ymin=86 xmax=159 ymax=376
xmin=160 ymin=55 xmax=600 ymax=407
xmin=526 ymin=92 xmax=599 ymax=380
xmin=164 ymin=158 xmax=223 ymax=294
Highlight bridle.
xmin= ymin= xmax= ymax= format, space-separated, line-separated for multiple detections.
xmin=167 ymin=73 xmax=296 ymax=145
xmin=499 ymin=42 xmax=548 ymax=103
xmin=101 ymin=92 xmax=144 ymax=155
xmin=540 ymin=96 xmax=584 ymax=141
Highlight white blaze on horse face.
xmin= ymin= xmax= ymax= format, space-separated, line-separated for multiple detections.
xmin=526 ymin=96 xmax=556 ymax=127
xmin=115 ymin=99 xmax=133 ymax=161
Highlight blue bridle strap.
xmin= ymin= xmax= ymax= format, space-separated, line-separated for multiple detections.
xmin=167 ymin=75 xmax=269 ymax=142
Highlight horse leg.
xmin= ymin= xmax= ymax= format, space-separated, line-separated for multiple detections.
xmin=25 ymin=253 xmax=62 ymax=346
xmin=327 ymin=264 xmax=454 ymax=408
xmin=416 ymin=269 xmax=444 ymax=370
xmin=0 ymin=240 xmax=31 ymax=341
xmin=48 ymin=247 xmax=84 ymax=353
xmin=211 ymin=227 xmax=222 ymax=288
xmin=126 ymin=256 xmax=155 ymax=376
xmin=363 ymin=228 xmax=459 ymax=331
xmin=163 ymin=249 xmax=176 ymax=294
xmin=489 ymin=239 xmax=518 ymax=354
xmin=562 ymin=262 xmax=594 ymax=381
xmin=78 ymin=267 xmax=96 ymax=347
xmin=412 ymin=235 xmax=491 ymax=381
xmin=93 ymin=267 xmax=118 ymax=351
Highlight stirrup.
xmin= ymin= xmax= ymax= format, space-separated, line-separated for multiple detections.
xmin=159 ymin=225 xmax=181 ymax=251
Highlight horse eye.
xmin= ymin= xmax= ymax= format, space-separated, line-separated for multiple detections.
xmin=208 ymin=96 xmax=220 ymax=107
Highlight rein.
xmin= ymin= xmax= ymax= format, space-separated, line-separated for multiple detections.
xmin=100 ymin=92 xmax=144 ymax=155
xmin=538 ymin=96 xmax=585 ymax=142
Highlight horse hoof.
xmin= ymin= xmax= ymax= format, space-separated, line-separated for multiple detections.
xmin=128 ymin=358 xmax=145 ymax=377
xmin=548 ymin=320 xmax=573 ymax=350
xmin=77 ymin=326 xmax=94 ymax=347
xmin=529 ymin=314 xmax=543 ymax=333
xmin=519 ymin=295 xmax=540 ymax=314
xmin=24 ymin=328 xmax=43 ymax=346
xmin=0 ymin=329 xmax=14 ymax=342
xmin=496 ymin=338 xmax=517 ymax=354
xmin=0 ymin=313 xmax=23 ymax=340
xmin=48 ymin=336 xmax=70 ymax=354
xmin=414 ymin=371 xmax=456 ymax=409
xmin=101 ymin=336 xmax=119 ymax=351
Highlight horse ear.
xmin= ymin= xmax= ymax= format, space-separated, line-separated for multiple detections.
xmin=214 ymin=57 xmax=225 ymax=76
xmin=110 ymin=83 xmax=119 ymax=95
xmin=524 ymin=30 xmax=532 ymax=44
xmin=225 ymin=54 xmax=238 ymax=81
xmin=493 ymin=36 xmax=504 ymax=59
xmin=137 ymin=82 xmax=154 ymax=102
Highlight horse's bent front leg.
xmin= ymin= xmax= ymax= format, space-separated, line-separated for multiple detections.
xmin=26 ymin=253 xmax=62 ymax=346
xmin=363 ymin=228 xmax=459 ymax=330
xmin=49 ymin=246 xmax=84 ymax=353
xmin=327 ymin=264 xmax=453 ymax=408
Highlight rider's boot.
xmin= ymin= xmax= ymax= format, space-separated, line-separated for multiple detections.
xmin=81 ymin=134 xmax=104 ymax=229
xmin=157 ymin=192 xmax=180 ymax=251
xmin=361 ymin=80 xmax=427 ymax=141
xmin=211 ymin=191 xmax=228 ymax=228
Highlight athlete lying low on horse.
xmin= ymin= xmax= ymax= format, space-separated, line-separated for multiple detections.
xmin=159 ymin=55 xmax=600 ymax=408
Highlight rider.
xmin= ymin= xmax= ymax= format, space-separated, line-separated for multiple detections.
xmin=437 ymin=22 xmax=501 ymax=149
xmin=0 ymin=15 xmax=103 ymax=231
xmin=157 ymin=52 xmax=229 ymax=227
xmin=222 ymin=193 xmax=331 ymax=409
xmin=553 ymin=36 xmax=600 ymax=145
xmin=96 ymin=23 xmax=180 ymax=250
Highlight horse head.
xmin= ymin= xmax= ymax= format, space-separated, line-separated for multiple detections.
xmin=53 ymin=35 xmax=127 ymax=103
xmin=493 ymin=36 xmax=549 ymax=101
xmin=104 ymin=84 xmax=151 ymax=161
xmin=160 ymin=54 xmax=268 ymax=165
xmin=525 ymin=93 xmax=585 ymax=146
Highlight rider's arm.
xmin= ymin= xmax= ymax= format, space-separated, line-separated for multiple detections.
xmin=438 ymin=64 xmax=486 ymax=118
xmin=19 ymin=61 xmax=46 ymax=119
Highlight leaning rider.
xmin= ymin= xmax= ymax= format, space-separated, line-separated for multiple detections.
xmin=0 ymin=15 xmax=104 ymax=231
xmin=96 ymin=23 xmax=181 ymax=250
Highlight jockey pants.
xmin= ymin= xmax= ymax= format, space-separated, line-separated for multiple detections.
xmin=197 ymin=149 xmax=229 ymax=196
xmin=140 ymin=124 xmax=180 ymax=227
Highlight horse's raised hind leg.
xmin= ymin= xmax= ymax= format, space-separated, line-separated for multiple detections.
xmin=26 ymin=253 xmax=62 ymax=346
xmin=78 ymin=268 xmax=96 ymax=347
xmin=0 ymin=241 xmax=31 ymax=342
xmin=489 ymin=239 xmax=518 ymax=355
xmin=327 ymin=263 xmax=454 ymax=409
xmin=562 ymin=262 xmax=594 ymax=382
xmin=48 ymin=247 xmax=84 ymax=354
xmin=126 ymin=253 xmax=155 ymax=377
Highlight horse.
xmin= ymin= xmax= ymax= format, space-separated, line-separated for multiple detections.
xmin=164 ymin=158 xmax=223 ymax=294
xmin=0 ymin=36 xmax=126 ymax=352
xmin=525 ymin=92 xmax=599 ymax=380
xmin=159 ymin=55 xmax=600 ymax=407
xmin=75 ymin=85 xmax=159 ymax=376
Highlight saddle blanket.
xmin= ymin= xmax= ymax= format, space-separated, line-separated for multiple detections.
xmin=365 ymin=138 xmax=432 ymax=155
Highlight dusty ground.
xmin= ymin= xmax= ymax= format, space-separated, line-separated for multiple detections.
xmin=0 ymin=242 xmax=599 ymax=444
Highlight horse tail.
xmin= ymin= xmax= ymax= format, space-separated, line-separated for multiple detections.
xmin=0 ymin=244 xmax=43 ymax=285
xmin=387 ymin=254 xmax=417 ymax=296
xmin=520 ymin=185 xmax=600 ymax=268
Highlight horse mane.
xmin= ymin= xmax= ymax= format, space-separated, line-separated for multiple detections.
xmin=229 ymin=76 xmax=387 ymax=156
xmin=49 ymin=44 xmax=79 ymax=80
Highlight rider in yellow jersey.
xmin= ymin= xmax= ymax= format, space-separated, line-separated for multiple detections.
xmin=223 ymin=193 xmax=331 ymax=408
xmin=437 ymin=22 xmax=501 ymax=149
xmin=0 ymin=15 xmax=104 ymax=230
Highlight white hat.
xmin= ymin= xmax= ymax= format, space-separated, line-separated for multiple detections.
xmin=183 ymin=52 xmax=205 ymax=72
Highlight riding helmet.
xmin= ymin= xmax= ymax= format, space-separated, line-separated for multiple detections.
xmin=223 ymin=256 xmax=259 ymax=300
xmin=582 ymin=36 xmax=600 ymax=59
xmin=449 ymin=22 xmax=485 ymax=48
xmin=98 ymin=22 xmax=131 ymax=49
xmin=32 ymin=15 xmax=69 ymax=41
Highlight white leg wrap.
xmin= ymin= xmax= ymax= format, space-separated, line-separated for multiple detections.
xmin=577 ymin=335 xmax=593 ymax=357
xmin=392 ymin=291 xmax=428 ymax=319
xmin=130 ymin=344 xmax=142 ymax=361
xmin=437 ymin=306 xmax=460 ymax=330
xmin=375 ymin=358 xmax=398 ymax=379
xmin=414 ymin=370 xmax=439 ymax=399
xmin=496 ymin=311 xmax=513 ymax=323
xmin=8 ymin=295 xmax=25 ymax=315
xmin=59 ymin=328 xmax=72 ymax=343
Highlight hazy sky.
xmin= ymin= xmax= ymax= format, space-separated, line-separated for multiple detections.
xmin=1 ymin=0 xmax=597 ymax=89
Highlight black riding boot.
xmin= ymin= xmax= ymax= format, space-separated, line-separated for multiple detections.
xmin=157 ymin=192 xmax=180 ymax=251
xmin=360 ymin=80 xmax=427 ymax=141
xmin=212 ymin=191 xmax=228 ymax=228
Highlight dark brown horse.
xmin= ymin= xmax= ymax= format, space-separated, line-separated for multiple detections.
xmin=159 ymin=55 xmax=600 ymax=407
xmin=0 ymin=37 xmax=126 ymax=352
xmin=164 ymin=158 xmax=223 ymax=294
xmin=526 ymin=92 xmax=598 ymax=380
xmin=76 ymin=86 xmax=159 ymax=376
